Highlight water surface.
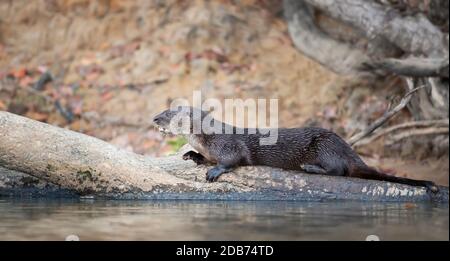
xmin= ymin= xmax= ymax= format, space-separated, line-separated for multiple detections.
xmin=0 ymin=199 xmax=447 ymax=240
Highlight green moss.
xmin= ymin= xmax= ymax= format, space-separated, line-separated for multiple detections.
xmin=76 ymin=168 xmax=98 ymax=183
xmin=167 ymin=136 xmax=187 ymax=152
xmin=46 ymin=164 xmax=56 ymax=172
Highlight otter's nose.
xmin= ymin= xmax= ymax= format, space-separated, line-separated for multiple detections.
xmin=153 ymin=116 xmax=161 ymax=124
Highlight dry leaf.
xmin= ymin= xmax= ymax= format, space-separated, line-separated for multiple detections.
xmin=0 ymin=100 xmax=6 ymax=110
xmin=101 ymin=91 xmax=114 ymax=101
xmin=11 ymin=68 xmax=27 ymax=79
xmin=25 ymin=111 xmax=49 ymax=122
xmin=19 ymin=76 xmax=34 ymax=88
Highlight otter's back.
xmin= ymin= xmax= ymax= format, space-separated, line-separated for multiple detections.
xmin=242 ymin=127 xmax=364 ymax=170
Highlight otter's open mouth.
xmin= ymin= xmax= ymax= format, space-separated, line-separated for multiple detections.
xmin=157 ymin=126 xmax=171 ymax=135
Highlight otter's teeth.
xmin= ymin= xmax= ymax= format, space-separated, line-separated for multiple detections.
xmin=158 ymin=127 xmax=169 ymax=134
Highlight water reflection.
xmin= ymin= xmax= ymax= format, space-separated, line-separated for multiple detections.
xmin=0 ymin=199 xmax=447 ymax=240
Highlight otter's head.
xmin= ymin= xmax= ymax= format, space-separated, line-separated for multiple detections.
xmin=153 ymin=106 xmax=209 ymax=135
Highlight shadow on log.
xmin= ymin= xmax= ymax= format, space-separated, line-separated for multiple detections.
xmin=0 ymin=111 xmax=448 ymax=202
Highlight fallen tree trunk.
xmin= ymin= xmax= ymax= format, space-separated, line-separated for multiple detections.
xmin=0 ymin=166 xmax=77 ymax=198
xmin=0 ymin=111 xmax=448 ymax=202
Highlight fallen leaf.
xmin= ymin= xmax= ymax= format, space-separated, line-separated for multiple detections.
xmin=19 ymin=76 xmax=34 ymax=88
xmin=80 ymin=57 xmax=95 ymax=66
xmin=323 ymin=106 xmax=337 ymax=120
xmin=70 ymin=100 xmax=83 ymax=116
xmin=101 ymin=91 xmax=114 ymax=101
xmin=11 ymin=68 xmax=27 ymax=78
xmin=142 ymin=140 xmax=157 ymax=149
xmin=69 ymin=120 xmax=90 ymax=132
xmin=37 ymin=66 xmax=48 ymax=73
xmin=59 ymin=86 xmax=74 ymax=96
xmin=99 ymin=42 xmax=111 ymax=51
xmin=124 ymin=42 xmax=140 ymax=54
xmin=185 ymin=51 xmax=193 ymax=62
xmin=25 ymin=111 xmax=49 ymax=122
xmin=86 ymin=71 xmax=101 ymax=82
xmin=0 ymin=100 xmax=6 ymax=110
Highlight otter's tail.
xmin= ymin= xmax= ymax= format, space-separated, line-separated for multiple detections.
xmin=350 ymin=166 xmax=438 ymax=193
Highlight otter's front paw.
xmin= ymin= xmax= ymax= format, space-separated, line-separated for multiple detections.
xmin=206 ymin=168 xmax=223 ymax=182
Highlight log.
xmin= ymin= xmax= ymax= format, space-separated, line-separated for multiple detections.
xmin=0 ymin=166 xmax=77 ymax=198
xmin=0 ymin=111 xmax=448 ymax=202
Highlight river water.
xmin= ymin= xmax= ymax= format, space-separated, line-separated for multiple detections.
xmin=0 ymin=199 xmax=447 ymax=240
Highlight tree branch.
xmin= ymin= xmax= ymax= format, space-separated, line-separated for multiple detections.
xmin=374 ymin=57 xmax=449 ymax=78
xmin=353 ymin=119 xmax=449 ymax=147
xmin=348 ymin=77 xmax=419 ymax=145
xmin=386 ymin=127 xmax=449 ymax=146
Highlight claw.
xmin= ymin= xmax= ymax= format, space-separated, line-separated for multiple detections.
xmin=206 ymin=169 xmax=222 ymax=182
xmin=205 ymin=165 xmax=233 ymax=182
xmin=423 ymin=181 xmax=439 ymax=193
xmin=428 ymin=184 xmax=439 ymax=193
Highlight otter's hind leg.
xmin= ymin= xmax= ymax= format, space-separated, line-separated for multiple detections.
xmin=301 ymin=162 xmax=347 ymax=177
xmin=316 ymin=156 xmax=348 ymax=176
xmin=301 ymin=164 xmax=327 ymax=175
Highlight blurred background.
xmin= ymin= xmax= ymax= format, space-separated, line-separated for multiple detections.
xmin=0 ymin=0 xmax=448 ymax=185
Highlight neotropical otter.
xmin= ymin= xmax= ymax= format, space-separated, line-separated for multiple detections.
xmin=153 ymin=106 xmax=438 ymax=192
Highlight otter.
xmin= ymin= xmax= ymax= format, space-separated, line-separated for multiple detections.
xmin=153 ymin=106 xmax=438 ymax=192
